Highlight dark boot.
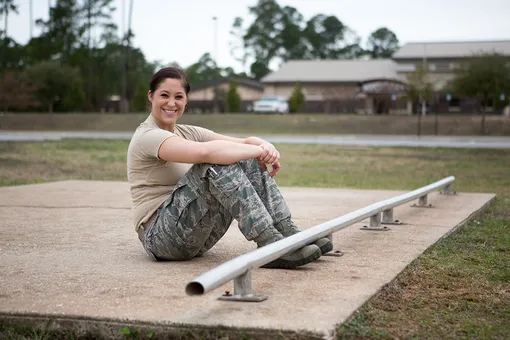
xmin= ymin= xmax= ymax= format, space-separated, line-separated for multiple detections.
xmin=275 ymin=219 xmax=333 ymax=255
xmin=254 ymin=227 xmax=321 ymax=269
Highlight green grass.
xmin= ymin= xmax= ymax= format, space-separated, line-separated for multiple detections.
xmin=337 ymin=197 xmax=510 ymax=339
xmin=0 ymin=141 xmax=509 ymax=339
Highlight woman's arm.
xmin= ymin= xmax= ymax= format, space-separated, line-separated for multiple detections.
xmin=211 ymin=133 xmax=266 ymax=146
xmin=212 ymin=133 xmax=281 ymax=176
xmin=158 ymin=136 xmax=263 ymax=165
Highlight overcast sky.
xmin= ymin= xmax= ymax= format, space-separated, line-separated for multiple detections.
xmin=8 ymin=0 xmax=510 ymax=73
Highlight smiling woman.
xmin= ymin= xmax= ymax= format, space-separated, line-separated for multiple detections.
xmin=126 ymin=65 xmax=332 ymax=268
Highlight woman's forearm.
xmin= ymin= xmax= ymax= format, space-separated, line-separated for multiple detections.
xmin=244 ymin=136 xmax=267 ymax=146
xmin=203 ymin=140 xmax=262 ymax=164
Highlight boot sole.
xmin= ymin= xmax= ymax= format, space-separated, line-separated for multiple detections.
xmin=261 ymin=247 xmax=322 ymax=269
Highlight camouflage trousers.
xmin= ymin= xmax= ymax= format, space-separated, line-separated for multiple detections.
xmin=140 ymin=158 xmax=292 ymax=261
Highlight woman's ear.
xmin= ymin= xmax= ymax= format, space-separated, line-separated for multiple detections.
xmin=147 ymin=90 xmax=152 ymax=103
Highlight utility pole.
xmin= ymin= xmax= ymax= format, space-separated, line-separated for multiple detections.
xmin=48 ymin=0 xmax=51 ymax=33
xmin=421 ymin=43 xmax=427 ymax=117
xmin=29 ymin=0 xmax=33 ymax=39
xmin=120 ymin=0 xmax=128 ymax=113
xmin=87 ymin=0 xmax=92 ymax=111
xmin=212 ymin=16 xmax=219 ymax=113
xmin=120 ymin=0 xmax=134 ymax=113
xmin=3 ymin=0 xmax=8 ymax=38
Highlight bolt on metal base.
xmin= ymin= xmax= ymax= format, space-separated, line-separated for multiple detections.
xmin=217 ymin=270 xmax=267 ymax=302
xmin=412 ymin=194 xmax=433 ymax=208
xmin=324 ymin=250 xmax=345 ymax=257
xmin=361 ymin=213 xmax=390 ymax=231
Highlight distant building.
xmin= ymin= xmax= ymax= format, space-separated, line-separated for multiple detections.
xmin=393 ymin=41 xmax=510 ymax=113
xmin=262 ymin=40 xmax=510 ymax=114
xmin=188 ymin=77 xmax=264 ymax=113
xmin=262 ymin=59 xmax=405 ymax=114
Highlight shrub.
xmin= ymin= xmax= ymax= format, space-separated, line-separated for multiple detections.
xmin=289 ymin=83 xmax=305 ymax=113
xmin=226 ymin=81 xmax=242 ymax=113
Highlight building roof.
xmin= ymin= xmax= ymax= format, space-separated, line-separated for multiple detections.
xmin=192 ymin=77 xmax=263 ymax=91
xmin=393 ymin=40 xmax=510 ymax=59
xmin=262 ymin=59 xmax=398 ymax=83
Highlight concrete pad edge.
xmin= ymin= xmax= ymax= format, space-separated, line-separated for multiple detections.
xmin=0 ymin=312 xmax=326 ymax=340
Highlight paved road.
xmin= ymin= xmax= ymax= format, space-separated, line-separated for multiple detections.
xmin=1 ymin=131 xmax=510 ymax=149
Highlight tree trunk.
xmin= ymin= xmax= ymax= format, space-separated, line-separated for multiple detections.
xmin=417 ymin=111 xmax=422 ymax=137
xmin=481 ymin=95 xmax=487 ymax=135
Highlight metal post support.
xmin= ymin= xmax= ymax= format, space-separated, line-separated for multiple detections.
xmin=322 ymin=234 xmax=345 ymax=257
xmin=218 ymin=270 xmax=267 ymax=302
xmin=361 ymin=213 xmax=390 ymax=231
xmin=412 ymin=194 xmax=432 ymax=208
xmin=381 ymin=208 xmax=403 ymax=225
xmin=440 ymin=184 xmax=456 ymax=195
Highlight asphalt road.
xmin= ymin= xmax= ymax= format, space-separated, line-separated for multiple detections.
xmin=1 ymin=131 xmax=510 ymax=149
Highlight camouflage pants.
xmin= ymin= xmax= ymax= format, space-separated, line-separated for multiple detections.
xmin=141 ymin=158 xmax=292 ymax=261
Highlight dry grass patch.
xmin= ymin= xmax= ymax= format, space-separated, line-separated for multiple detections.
xmin=2 ymin=113 xmax=510 ymax=135
xmin=0 ymin=140 xmax=128 ymax=186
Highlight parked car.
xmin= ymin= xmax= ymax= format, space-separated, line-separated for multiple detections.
xmin=253 ymin=96 xmax=289 ymax=114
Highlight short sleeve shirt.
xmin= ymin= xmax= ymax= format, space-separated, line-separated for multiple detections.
xmin=127 ymin=114 xmax=214 ymax=231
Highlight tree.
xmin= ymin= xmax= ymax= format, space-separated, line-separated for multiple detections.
xmin=277 ymin=6 xmax=307 ymax=60
xmin=0 ymin=71 xmax=38 ymax=112
xmin=0 ymin=37 xmax=28 ymax=71
xmin=403 ymin=64 xmax=434 ymax=114
xmin=230 ymin=1 xmax=365 ymax=79
xmin=235 ymin=0 xmax=287 ymax=79
xmin=83 ymin=0 xmax=118 ymax=48
xmin=452 ymin=52 xmax=510 ymax=134
xmin=225 ymin=81 xmax=242 ymax=113
xmin=185 ymin=53 xmax=221 ymax=85
xmin=25 ymin=61 xmax=85 ymax=112
xmin=0 ymin=0 xmax=18 ymax=38
xmin=402 ymin=64 xmax=434 ymax=136
xmin=366 ymin=27 xmax=399 ymax=59
xmin=229 ymin=17 xmax=250 ymax=74
xmin=83 ymin=0 xmax=118 ymax=110
xmin=250 ymin=60 xmax=271 ymax=80
xmin=131 ymin=82 xmax=149 ymax=112
xmin=302 ymin=15 xmax=363 ymax=59
xmin=288 ymin=83 xmax=305 ymax=113
xmin=35 ymin=0 xmax=84 ymax=63
xmin=335 ymin=28 xmax=365 ymax=59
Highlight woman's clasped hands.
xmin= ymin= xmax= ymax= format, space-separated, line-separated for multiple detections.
xmin=257 ymin=142 xmax=281 ymax=177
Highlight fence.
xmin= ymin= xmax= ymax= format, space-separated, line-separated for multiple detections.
xmin=185 ymin=176 xmax=456 ymax=302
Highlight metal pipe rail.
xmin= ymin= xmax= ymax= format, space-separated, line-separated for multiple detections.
xmin=186 ymin=176 xmax=456 ymax=302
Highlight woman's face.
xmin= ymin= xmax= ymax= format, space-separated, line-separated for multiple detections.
xmin=148 ymin=78 xmax=187 ymax=131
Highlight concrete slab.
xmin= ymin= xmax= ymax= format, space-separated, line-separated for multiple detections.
xmin=0 ymin=181 xmax=495 ymax=339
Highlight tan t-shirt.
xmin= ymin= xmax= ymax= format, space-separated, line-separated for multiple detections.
xmin=127 ymin=114 xmax=214 ymax=231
